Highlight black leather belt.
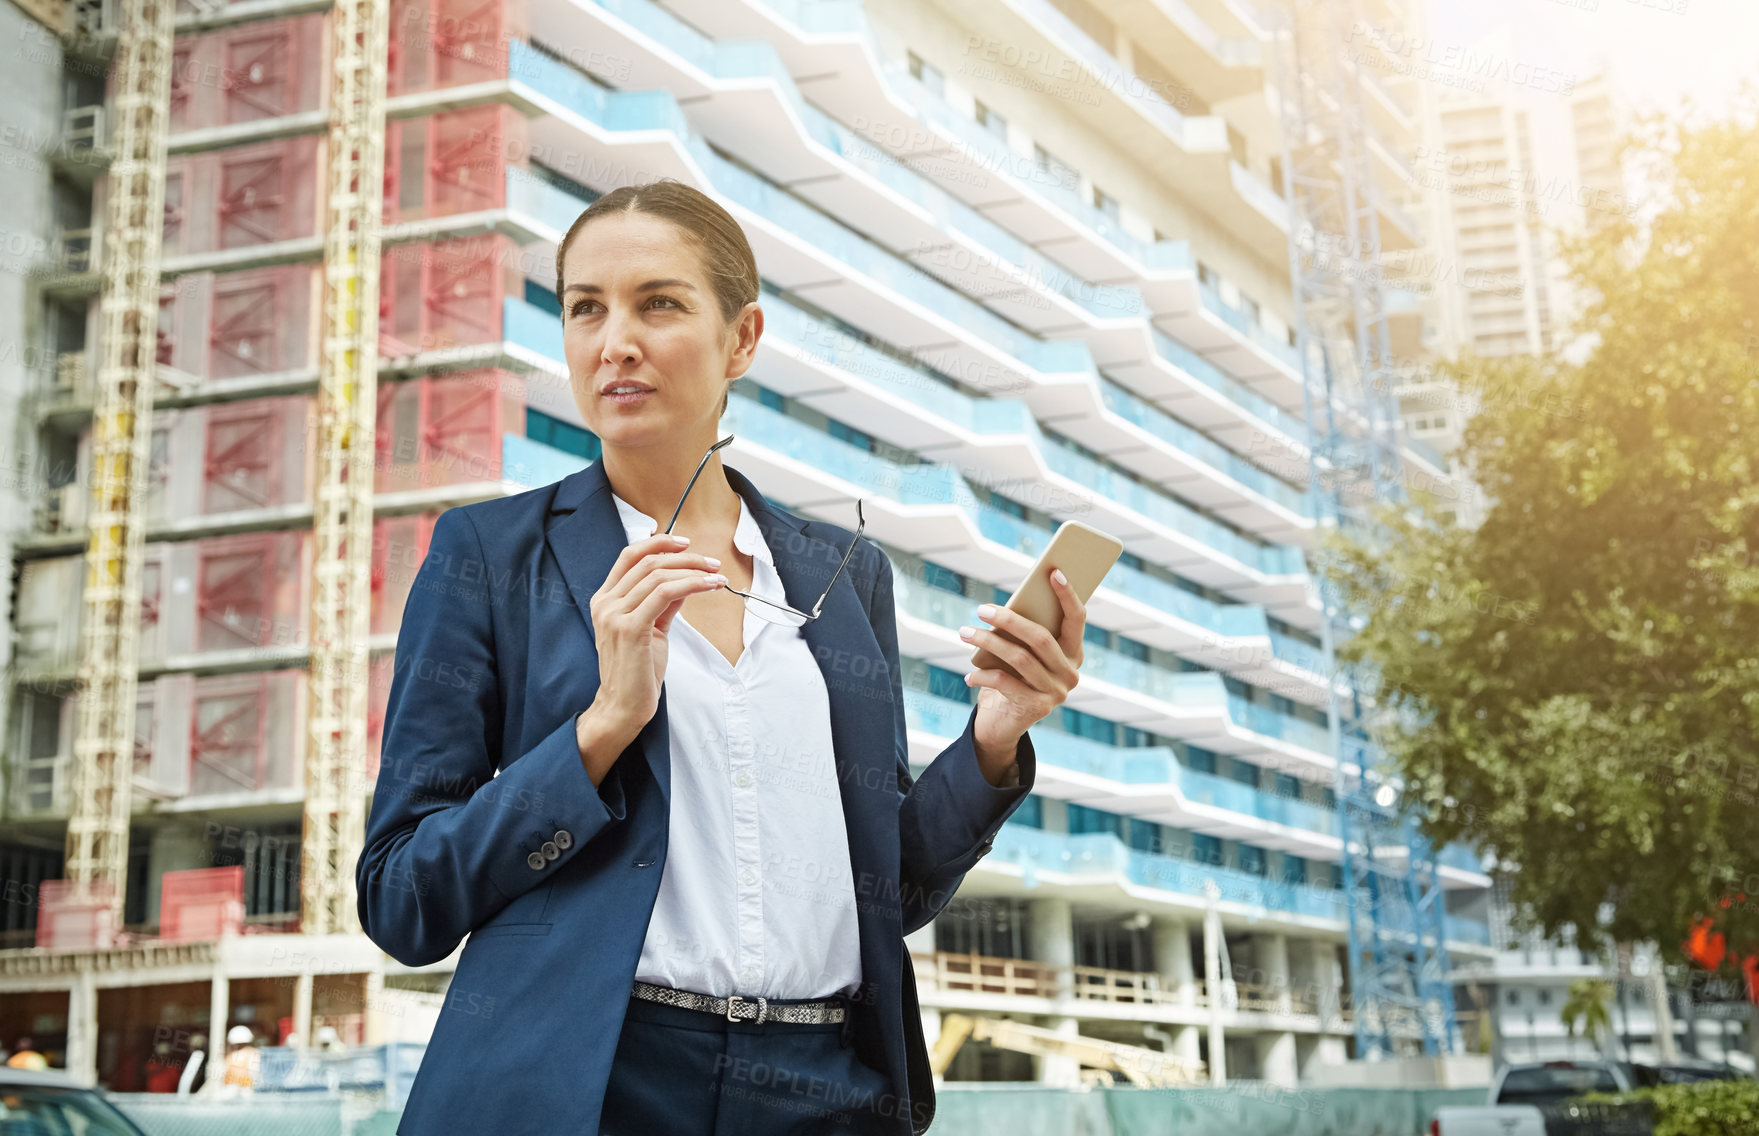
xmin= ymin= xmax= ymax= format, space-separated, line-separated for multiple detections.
xmin=630 ymin=979 xmax=846 ymax=1025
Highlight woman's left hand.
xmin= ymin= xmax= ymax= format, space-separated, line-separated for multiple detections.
xmin=961 ymin=567 xmax=1086 ymax=760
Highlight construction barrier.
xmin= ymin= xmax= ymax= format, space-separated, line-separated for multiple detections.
xmin=109 ymin=1084 xmax=1490 ymax=1136
xmin=933 ymin=1084 xmax=1486 ymax=1136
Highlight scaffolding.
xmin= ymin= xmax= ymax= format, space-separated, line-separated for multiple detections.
xmin=64 ymin=0 xmax=177 ymax=933
xmin=56 ymin=0 xmax=397 ymax=940
xmin=1269 ymin=0 xmax=1459 ymax=1059
xmin=300 ymin=0 xmax=393 ymax=936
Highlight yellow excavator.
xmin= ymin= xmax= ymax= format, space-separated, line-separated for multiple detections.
xmin=930 ymin=1014 xmax=1207 ymax=1088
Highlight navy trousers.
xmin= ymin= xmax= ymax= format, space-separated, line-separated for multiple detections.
xmin=599 ymin=992 xmax=898 ymax=1136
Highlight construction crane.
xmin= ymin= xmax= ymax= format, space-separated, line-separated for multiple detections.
xmin=1268 ymin=0 xmax=1459 ymax=1059
xmin=930 ymin=1014 xmax=1207 ymax=1088
xmin=63 ymin=0 xmax=176 ymax=934
xmin=300 ymin=0 xmax=391 ymax=935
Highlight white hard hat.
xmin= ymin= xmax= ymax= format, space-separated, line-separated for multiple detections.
xmin=226 ymin=1025 xmax=254 ymax=1045
xmin=314 ymin=1026 xmax=340 ymax=1045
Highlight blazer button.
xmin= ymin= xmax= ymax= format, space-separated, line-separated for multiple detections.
xmin=527 ymin=851 xmax=547 ymax=871
xmin=541 ymin=840 xmax=561 ymax=861
xmin=554 ymin=829 xmax=573 ymax=850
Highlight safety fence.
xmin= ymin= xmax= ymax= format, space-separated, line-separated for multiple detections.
xmin=110 ymin=1085 xmax=1495 ymax=1135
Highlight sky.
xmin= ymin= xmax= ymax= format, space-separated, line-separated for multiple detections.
xmin=1424 ymin=0 xmax=1759 ymax=121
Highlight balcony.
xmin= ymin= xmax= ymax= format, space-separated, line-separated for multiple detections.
xmin=988 ymin=826 xmax=1355 ymax=922
xmin=979 ymin=828 xmax=1495 ymax=950
xmin=513 ymin=42 xmax=1312 ymax=449
xmin=890 ymin=571 xmax=1336 ymax=767
xmin=915 ymin=949 xmax=1206 ymax=1008
xmin=503 ymin=302 xmax=1310 ymax=591
xmin=910 ymin=949 xmax=1355 ymax=1022
xmin=906 ymin=688 xmax=1339 ymax=836
xmin=673 ymin=0 xmax=1290 ymax=265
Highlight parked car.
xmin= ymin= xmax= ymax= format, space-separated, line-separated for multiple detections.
xmin=1429 ymin=1059 xmax=1634 ymax=1136
xmin=1626 ymin=1058 xmax=1748 ymax=1086
xmin=0 ymin=1066 xmax=151 ymax=1135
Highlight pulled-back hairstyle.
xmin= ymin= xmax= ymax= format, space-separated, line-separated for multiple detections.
xmin=555 ymin=180 xmax=760 ymax=416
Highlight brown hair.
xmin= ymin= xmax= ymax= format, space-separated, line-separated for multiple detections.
xmin=555 ymin=180 xmax=759 ymax=417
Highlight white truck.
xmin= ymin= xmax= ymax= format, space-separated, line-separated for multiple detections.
xmin=1428 ymin=1060 xmax=1633 ymax=1136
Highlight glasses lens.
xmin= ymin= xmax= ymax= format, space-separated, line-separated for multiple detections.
xmin=743 ymin=595 xmax=809 ymax=629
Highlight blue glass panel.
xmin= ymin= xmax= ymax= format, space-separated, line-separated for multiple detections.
xmin=1239 ymin=845 xmax=1267 ymax=877
xmin=926 ymin=664 xmax=971 ymax=704
xmin=1007 ymin=795 xmax=1044 ymax=830
xmin=524 ymin=279 xmax=561 ymax=317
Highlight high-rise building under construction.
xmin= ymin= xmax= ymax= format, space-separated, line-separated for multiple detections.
xmin=0 ymin=0 xmax=1492 ymax=1092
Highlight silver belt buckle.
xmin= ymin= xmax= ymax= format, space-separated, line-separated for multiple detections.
xmin=725 ymin=993 xmax=768 ymax=1024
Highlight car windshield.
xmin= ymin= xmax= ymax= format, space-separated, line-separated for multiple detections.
xmin=1498 ymin=1064 xmax=1622 ymax=1103
xmin=0 ymin=1085 xmax=146 ymax=1135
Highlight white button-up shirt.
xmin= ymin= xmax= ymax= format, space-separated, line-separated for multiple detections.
xmin=611 ymin=488 xmax=864 ymax=1001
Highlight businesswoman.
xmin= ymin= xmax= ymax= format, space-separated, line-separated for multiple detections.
xmin=357 ymin=180 xmax=1090 ymax=1136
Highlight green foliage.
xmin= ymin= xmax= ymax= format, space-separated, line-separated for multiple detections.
xmin=1588 ymin=1081 xmax=1759 ymax=1136
xmin=1560 ymin=977 xmax=1615 ymax=1046
xmin=1322 ymin=94 xmax=1759 ymax=964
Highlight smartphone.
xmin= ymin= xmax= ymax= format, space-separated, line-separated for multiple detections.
xmin=970 ymin=520 xmax=1123 ymax=681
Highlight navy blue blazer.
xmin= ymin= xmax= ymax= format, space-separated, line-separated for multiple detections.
xmin=356 ymin=456 xmax=1038 ymax=1135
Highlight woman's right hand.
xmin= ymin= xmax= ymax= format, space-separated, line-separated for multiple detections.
xmin=583 ymin=532 xmax=726 ymax=747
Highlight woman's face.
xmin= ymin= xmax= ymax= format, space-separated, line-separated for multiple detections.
xmin=560 ymin=211 xmax=760 ymax=450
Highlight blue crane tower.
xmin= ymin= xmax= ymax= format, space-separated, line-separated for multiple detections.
xmin=1268 ymin=0 xmax=1460 ymax=1060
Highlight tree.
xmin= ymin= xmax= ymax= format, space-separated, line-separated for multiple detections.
xmin=1322 ymin=94 xmax=1759 ymax=982
xmin=1561 ymin=977 xmax=1618 ymax=1059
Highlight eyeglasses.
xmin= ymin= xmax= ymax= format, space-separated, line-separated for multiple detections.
xmin=663 ymin=434 xmax=865 ymax=629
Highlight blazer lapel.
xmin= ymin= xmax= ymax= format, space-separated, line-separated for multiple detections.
xmin=541 ymin=457 xmax=893 ymax=859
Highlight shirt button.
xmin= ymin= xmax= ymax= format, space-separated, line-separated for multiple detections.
xmin=734 ymin=770 xmax=753 ymax=789
xmin=739 ymin=867 xmax=757 ymax=886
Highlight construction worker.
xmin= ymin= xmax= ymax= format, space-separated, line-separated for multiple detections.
xmin=216 ymin=1024 xmax=259 ymax=1094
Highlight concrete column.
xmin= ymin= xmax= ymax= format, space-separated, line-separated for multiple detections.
xmin=919 ymin=1005 xmax=942 ymax=1066
xmin=292 ymin=972 xmax=313 ymax=1046
xmin=207 ymin=971 xmax=229 ymax=1065
xmin=362 ymin=969 xmax=386 ymax=1046
xmin=1029 ymin=897 xmax=1074 ymax=994
xmin=905 ymin=921 xmax=935 ymax=992
xmin=1029 ymin=899 xmax=1078 ymax=1086
xmin=1152 ymin=916 xmax=1196 ymax=1008
xmin=1297 ymin=1034 xmax=1346 ymax=1082
xmin=1257 ymin=933 xmax=1292 ymax=1015
xmin=1037 ymin=1016 xmax=1082 ymax=1088
xmin=1203 ymin=896 xmax=1226 ymax=1086
xmin=65 ymin=973 xmax=97 ymax=1084
xmin=1304 ymin=1035 xmax=1348 ymax=1077
xmin=1303 ymin=940 xmax=1344 ymax=1031
xmin=1255 ymin=1030 xmax=1298 ymax=1087
xmin=1171 ymin=1024 xmax=1201 ymax=1069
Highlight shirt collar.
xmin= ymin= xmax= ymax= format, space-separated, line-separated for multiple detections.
xmin=609 ymin=488 xmax=775 ymax=569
